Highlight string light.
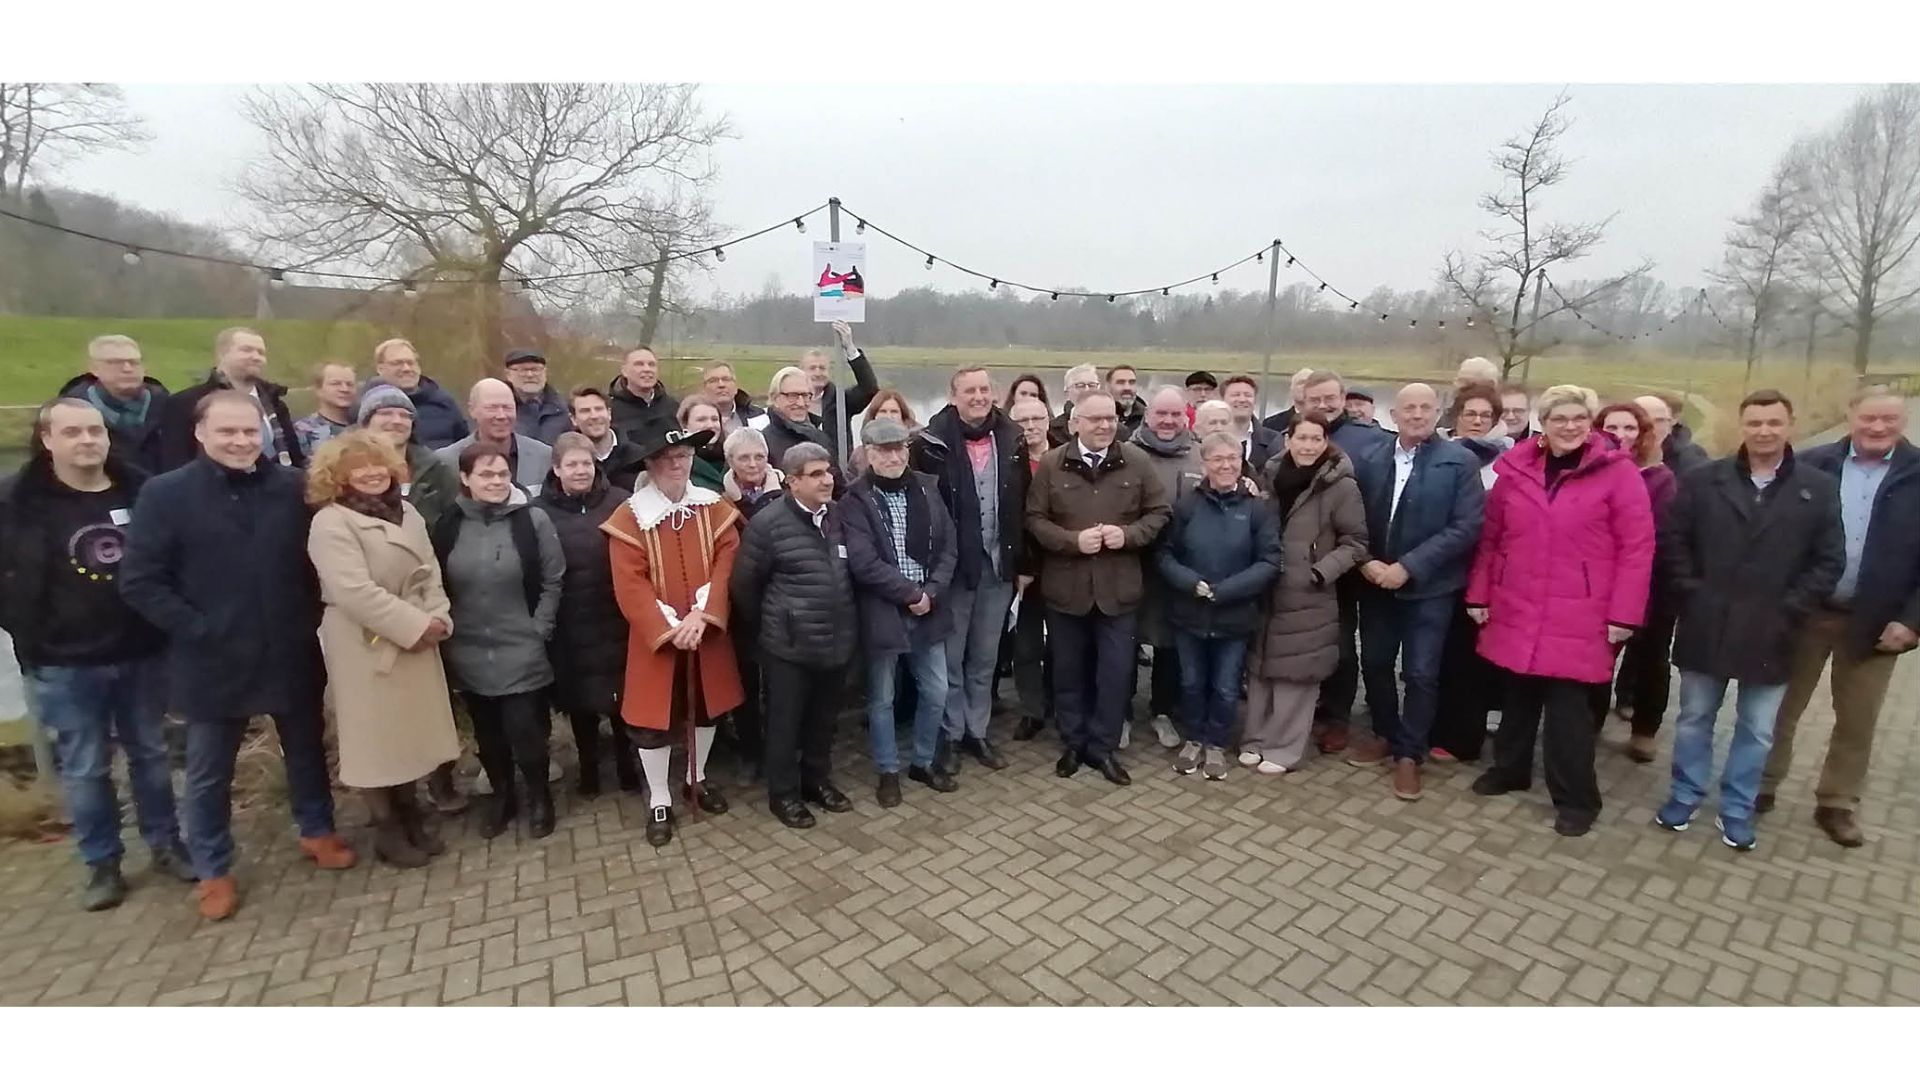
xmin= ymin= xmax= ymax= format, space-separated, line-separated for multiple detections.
xmin=1162 ymin=288 xmax=1169 ymax=296
xmin=855 ymin=219 xmax=866 ymax=235
xmin=1106 ymin=295 xmax=1116 ymax=303
xmin=268 ymin=268 xmax=287 ymax=289
xmin=1286 ymin=257 xmax=1295 ymax=267
xmin=925 ymin=254 xmax=935 ymax=270
xmin=402 ymin=282 xmax=418 ymax=298
xmin=713 ymin=247 xmax=725 ymax=262
xmin=121 ymin=248 xmax=142 ymax=267
xmin=1317 ymin=282 xmax=1327 ymax=291
xmin=989 ymin=279 xmax=998 ymax=290
xmin=1437 ymin=320 xmax=1446 ymax=330
xmin=1211 ymin=273 xmax=1218 ymax=284
xmin=1255 ymin=251 xmax=1263 ymax=263
xmin=1466 ymin=316 xmax=1475 ymax=328
xmin=793 ymin=218 xmax=806 ymax=234
xmin=1050 ymin=292 xmax=1059 ymax=301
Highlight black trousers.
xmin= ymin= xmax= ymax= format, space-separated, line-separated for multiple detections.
xmin=1490 ymin=672 xmax=1602 ymax=822
xmin=730 ymin=652 xmax=765 ymax=766
xmin=1048 ymin=607 xmax=1137 ymax=759
xmin=568 ymin=710 xmax=638 ymax=784
xmin=1431 ymin=601 xmax=1500 ymax=760
xmin=1612 ymin=581 xmax=1678 ymax=736
xmin=1315 ymin=577 xmax=1362 ymax=725
xmin=464 ymin=691 xmax=549 ymax=796
xmin=1133 ymin=643 xmax=1182 ymax=720
xmin=761 ymin=656 xmax=847 ymax=802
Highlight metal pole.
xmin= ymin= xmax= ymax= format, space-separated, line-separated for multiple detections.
xmin=1257 ymin=239 xmax=1281 ymax=419
xmin=828 ymin=196 xmax=849 ymax=474
xmin=1520 ymin=267 xmax=1545 ymax=386
xmin=1803 ymin=307 xmax=1820 ymax=394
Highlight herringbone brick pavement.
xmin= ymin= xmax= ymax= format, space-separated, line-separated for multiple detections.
xmin=3 ymin=659 xmax=1916 ymax=1005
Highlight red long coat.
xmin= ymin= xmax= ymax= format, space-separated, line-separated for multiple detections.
xmin=602 ymin=487 xmax=745 ymax=731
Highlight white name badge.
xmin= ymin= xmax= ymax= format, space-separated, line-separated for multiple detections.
xmin=109 ymin=508 xmax=131 ymax=526
xmin=836 ymin=544 xmax=848 ymax=559
xmin=278 ymin=451 xmax=293 ymax=466
xmin=525 ymin=483 xmax=542 ymax=497
xmin=401 ymin=483 xmax=413 ymax=496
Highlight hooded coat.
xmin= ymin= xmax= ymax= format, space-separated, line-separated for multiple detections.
xmin=1466 ymin=433 xmax=1656 ymax=684
xmin=1248 ymin=452 xmax=1370 ymax=682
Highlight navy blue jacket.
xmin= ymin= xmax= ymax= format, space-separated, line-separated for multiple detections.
xmin=515 ymin=385 xmax=573 ymax=445
xmin=1155 ymin=484 xmax=1283 ymax=638
xmin=1798 ymin=438 xmax=1920 ymax=658
xmin=362 ymin=375 xmax=470 ymax=451
xmin=1352 ymin=432 xmax=1485 ymax=600
xmin=118 ymin=457 xmax=323 ymax=719
xmin=838 ymin=473 xmax=959 ymax=655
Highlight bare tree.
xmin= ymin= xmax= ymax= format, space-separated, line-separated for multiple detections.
xmin=1440 ymin=91 xmax=1651 ymax=378
xmin=1788 ymin=83 xmax=1920 ymax=373
xmin=1708 ymin=161 xmax=1809 ymax=388
xmin=235 ymin=83 xmax=730 ymax=359
xmin=0 ymin=83 xmax=151 ymax=200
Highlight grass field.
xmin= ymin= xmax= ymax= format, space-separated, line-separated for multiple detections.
xmin=4 ymin=315 xmax=1908 ymax=455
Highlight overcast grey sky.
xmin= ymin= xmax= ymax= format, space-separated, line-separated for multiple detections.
xmin=60 ymin=83 xmax=1866 ymax=302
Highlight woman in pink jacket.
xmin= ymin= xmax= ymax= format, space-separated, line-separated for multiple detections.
xmin=1465 ymin=385 xmax=1655 ymax=837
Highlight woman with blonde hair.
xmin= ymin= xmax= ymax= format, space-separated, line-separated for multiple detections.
xmin=305 ymin=431 xmax=461 ymax=867
xmin=1467 ymin=384 xmax=1654 ymax=836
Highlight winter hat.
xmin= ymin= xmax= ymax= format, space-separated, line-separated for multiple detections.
xmin=357 ymin=383 xmax=417 ymax=425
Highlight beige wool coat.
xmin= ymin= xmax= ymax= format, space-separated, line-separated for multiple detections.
xmin=308 ymin=501 xmax=460 ymax=788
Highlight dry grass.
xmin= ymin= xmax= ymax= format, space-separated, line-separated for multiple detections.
xmin=0 ymin=774 xmax=61 ymax=842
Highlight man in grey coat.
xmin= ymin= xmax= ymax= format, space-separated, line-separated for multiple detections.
xmin=437 ymin=378 xmax=553 ymax=495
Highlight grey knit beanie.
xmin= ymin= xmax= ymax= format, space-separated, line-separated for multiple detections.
xmin=357 ymin=383 xmax=417 ymax=425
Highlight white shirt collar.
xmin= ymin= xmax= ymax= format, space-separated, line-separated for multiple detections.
xmin=627 ymin=478 xmax=720 ymax=530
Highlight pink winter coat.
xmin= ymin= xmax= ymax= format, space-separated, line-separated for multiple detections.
xmin=1465 ymin=432 xmax=1655 ymax=684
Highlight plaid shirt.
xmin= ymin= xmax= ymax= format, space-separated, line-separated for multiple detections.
xmin=876 ymin=487 xmax=926 ymax=584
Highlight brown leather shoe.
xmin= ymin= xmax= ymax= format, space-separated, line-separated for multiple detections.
xmin=1392 ymin=758 xmax=1422 ymax=801
xmin=1345 ymin=735 xmax=1390 ymax=767
xmin=1813 ymin=807 xmax=1865 ymax=848
xmin=1626 ymin=734 xmax=1657 ymax=764
xmin=197 ymin=875 xmax=239 ymax=921
xmin=299 ymin=834 xmax=358 ymax=870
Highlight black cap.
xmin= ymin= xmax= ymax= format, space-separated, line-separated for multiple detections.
xmin=629 ymin=415 xmax=715 ymax=462
xmin=1184 ymin=370 xmax=1218 ymax=389
xmin=1345 ymin=387 xmax=1375 ymax=403
xmin=503 ymin=348 xmax=547 ymax=368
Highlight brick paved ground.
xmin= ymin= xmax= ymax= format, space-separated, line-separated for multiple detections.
xmin=3 ymin=659 xmax=1917 ymax=1006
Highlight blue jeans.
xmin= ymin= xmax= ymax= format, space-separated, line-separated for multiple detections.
xmin=27 ymin=658 xmax=181 ymax=867
xmin=1172 ymin=630 xmax=1248 ymax=748
xmin=183 ymin=705 xmax=337 ymax=880
xmin=1668 ymin=671 xmax=1787 ymax=822
xmin=942 ymin=578 xmax=1016 ymax=742
xmin=867 ymin=644 xmax=949 ymax=773
xmin=1358 ymin=590 xmax=1457 ymax=762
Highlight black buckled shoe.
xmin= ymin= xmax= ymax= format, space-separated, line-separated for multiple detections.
xmin=907 ymin=764 xmax=958 ymax=793
xmin=962 ymin=736 xmax=1008 ymax=771
xmin=686 ymin=781 xmax=729 ymax=815
xmin=802 ymin=783 xmax=853 ymax=813
xmin=645 ymin=805 xmax=674 ymax=847
xmin=770 ymin=797 xmax=816 ymax=829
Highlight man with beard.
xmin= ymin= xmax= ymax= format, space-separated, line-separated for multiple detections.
xmin=1124 ymin=386 xmax=1204 ymax=751
xmin=569 ymin=385 xmax=643 ymax=490
xmin=912 ymin=367 xmax=1029 ymax=773
xmin=607 ymin=346 xmax=680 ymax=438
xmin=504 ymin=348 xmax=572 ymax=445
xmin=1106 ymin=364 xmax=1147 ymax=439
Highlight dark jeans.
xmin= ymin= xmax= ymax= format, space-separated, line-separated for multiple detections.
xmin=1315 ymin=577 xmax=1363 ymax=726
xmin=1134 ymin=643 xmax=1183 ymax=719
xmin=1431 ymin=601 xmax=1500 ymax=760
xmin=27 ymin=657 xmax=180 ymax=866
xmin=1172 ymin=630 xmax=1248 ymax=748
xmin=1613 ymin=581 xmax=1678 ymax=736
xmin=1490 ymin=672 xmax=1602 ymax=822
xmin=732 ymin=652 xmax=765 ymax=767
xmin=762 ymin=656 xmax=847 ymax=801
xmin=465 ymin=691 xmax=550 ymax=796
xmin=182 ymin=704 xmax=336 ymax=881
xmin=1358 ymin=589 xmax=1456 ymax=762
xmin=1047 ymin=607 xmax=1138 ymax=759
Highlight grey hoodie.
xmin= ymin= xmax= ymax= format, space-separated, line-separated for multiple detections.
xmin=439 ymin=489 xmax=566 ymax=697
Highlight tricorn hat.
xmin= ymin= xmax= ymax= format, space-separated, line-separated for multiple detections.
xmin=629 ymin=415 xmax=714 ymax=462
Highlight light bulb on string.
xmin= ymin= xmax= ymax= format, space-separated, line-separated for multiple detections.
xmin=925 ymin=254 xmax=935 ymax=270
xmin=268 ymin=268 xmax=287 ymax=289
xmin=1409 ymin=319 xmax=1418 ymax=328
xmin=989 ymin=279 xmax=998 ymax=290
xmin=1162 ymin=288 xmax=1169 ymax=297
xmin=1286 ymin=257 xmax=1295 ymax=267
xmin=122 ymin=248 xmax=142 ymax=267
xmin=1378 ymin=313 xmax=1388 ymax=322
xmin=1211 ymin=273 xmax=1218 ymax=284
xmin=1437 ymin=320 xmax=1446 ymax=330
xmin=1350 ymin=301 xmax=1359 ymax=311
xmin=1050 ymin=292 xmax=1059 ymax=301
xmin=713 ymin=247 xmax=725 ymax=263
xmin=1466 ymin=316 xmax=1475 ymax=328
xmin=793 ymin=218 xmax=806 ymax=234
xmin=1317 ymin=282 xmax=1326 ymax=291
xmin=402 ymin=282 xmax=418 ymax=299
xmin=1106 ymin=295 xmax=1116 ymax=303
xmin=1256 ymin=251 xmax=1263 ymax=263
xmin=855 ymin=220 xmax=866 ymax=235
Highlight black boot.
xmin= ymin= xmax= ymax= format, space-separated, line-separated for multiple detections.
xmin=571 ymin=714 xmax=603 ymax=797
xmin=479 ymin=774 xmax=518 ymax=839
xmin=366 ymin=788 xmax=429 ymax=868
xmin=526 ymin=778 xmax=556 ymax=839
xmin=81 ymin=859 xmax=128 ymax=912
xmin=393 ymin=784 xmax=444 ymax=857
xmin=426 ymin=761 xmax=468 ymax=814
xmin=1013 ymin=716 xmax=1045 ymax=741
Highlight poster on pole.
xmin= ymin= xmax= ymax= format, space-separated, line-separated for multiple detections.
xmin=812 ymin=241 xmax=867 ymax=323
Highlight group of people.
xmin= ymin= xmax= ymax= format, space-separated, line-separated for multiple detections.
xmin=2 ymin=327 xmax=1914 ymax=925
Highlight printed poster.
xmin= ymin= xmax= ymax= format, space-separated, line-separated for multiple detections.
xmin=813 ymin=240 xmax=867 ymax=323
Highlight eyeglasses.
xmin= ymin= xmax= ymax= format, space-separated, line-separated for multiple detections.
xmin=774 ymin=390 xmax=810 ymax=401
xmin=1544 ymin=415 xmax=1591 ymax=428
xmin=1500 ymin=406 xmax=1528 ymax=417
xmin=1459 ymin=409 xmax=1495 ymax=422
xmin=1068 ymin=381 xmax=1100 ymax=392
xmin=1079 ymin=415 xmax=1118 ymax=425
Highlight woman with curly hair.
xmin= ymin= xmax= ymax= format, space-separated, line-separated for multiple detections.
xmin=305 ymin=431 xmax=461 ymax=868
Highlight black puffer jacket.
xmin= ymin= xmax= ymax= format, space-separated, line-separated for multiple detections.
xmin=538 ymin=477 xmax=632 ymax=715
xmin=763 ymin=409 xmax=842 ymax=490
xmin=57 ymin=373 xmax=171 ymax=476
xmin=731 ymin=495 xmax=856 ymax=667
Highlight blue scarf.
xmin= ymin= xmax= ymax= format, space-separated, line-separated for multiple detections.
xmin=86 ymin=383 xmax=152 ymax=430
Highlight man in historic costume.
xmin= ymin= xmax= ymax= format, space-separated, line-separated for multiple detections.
xmin=602 ymin=419 xmax=746 ymax=847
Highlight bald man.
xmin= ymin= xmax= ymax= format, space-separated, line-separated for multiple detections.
xmin=1347 ymin=383 xmax=1486 ymax=800
xmin=435 ymin=378 xmax=554 ymax=494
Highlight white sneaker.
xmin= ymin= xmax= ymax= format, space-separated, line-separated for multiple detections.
xmin=547 ymin=759 xmax=563 ymax=782
xmin=1118 ymin=721 xmax=1132 ymax=750
xmin=1256 ymin=759 xmax=1288 ymax=775
xmin=1151 ymin=715 xmax=1182 ymax=749
xmin=1237 ymin=749 xmax=1263 ymax=768
xmin=471 ymin=769 xmax=494 ymax=795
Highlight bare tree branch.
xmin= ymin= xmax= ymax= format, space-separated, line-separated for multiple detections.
xmin=0 ymin=83 xmax=151 ymax=199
